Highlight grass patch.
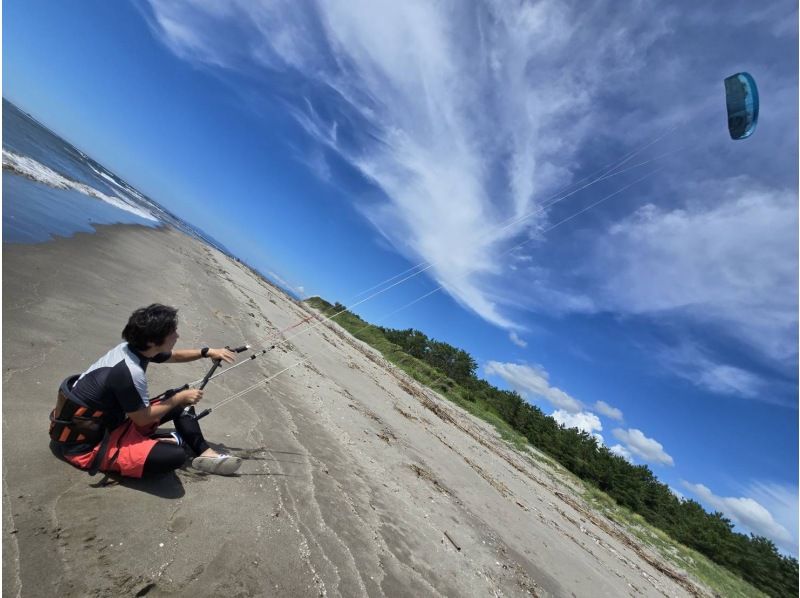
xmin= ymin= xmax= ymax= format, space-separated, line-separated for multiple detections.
xmin=582 ymin=486 xmax=767 ymax=598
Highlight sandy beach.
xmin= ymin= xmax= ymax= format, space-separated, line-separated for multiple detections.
xmin=3 ymin=224 xmax=713 ymax=597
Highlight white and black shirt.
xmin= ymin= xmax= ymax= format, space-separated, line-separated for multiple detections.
xmin=71 ymin=343 xmax=171 ymax=428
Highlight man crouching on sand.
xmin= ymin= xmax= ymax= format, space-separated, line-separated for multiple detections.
xmin=49 ymin=304 xmax=242 ymax=477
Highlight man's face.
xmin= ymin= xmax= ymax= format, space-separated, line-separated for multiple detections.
xmin=152 ymin=328 xmax=179 ymax=353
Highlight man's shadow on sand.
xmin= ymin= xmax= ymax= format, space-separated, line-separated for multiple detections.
xmin=51 ymin=441 xmax=186 ymax=499
xmin=86 ymin=444 xmax=304 ymax=498
xmin=91 ymin=471 xmax=187 ymax=498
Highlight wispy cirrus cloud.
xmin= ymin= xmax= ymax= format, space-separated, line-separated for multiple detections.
xmin=588 ymin=183 xmax=798 ymax=367
xmin=141 ymin=0 xmax=678 ymax=331
xmin=508 ymin=331 xmax=527 ymax=348
xmin=141 ymin=0 xmax=797 ymax=392
xmin=658 ymin=343 xmax=770 ymax=401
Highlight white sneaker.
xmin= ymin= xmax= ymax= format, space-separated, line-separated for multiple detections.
xmin=191 ymin=454 xmax=242 ymax=475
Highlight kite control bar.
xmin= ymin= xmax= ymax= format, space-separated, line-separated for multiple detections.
xmin=199 ymin=345 xmax=251 ymax=390
xmin=189 ymin=344 xmax=250 ymax=421
xmin=151 ymin=344 xmax=251 ymax=418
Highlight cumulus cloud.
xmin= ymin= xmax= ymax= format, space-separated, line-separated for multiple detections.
xmin=669 ymin=487 xmax=685 ymax=501
xmin=745 ymin=482 xmax=799 ymax=554
xmin=743 ymin=482 xmax=800 ymax=557
xmin=612 ymin=428 xmax=674 ymax=466
xmin=508 ymin=331 xmax=527 ymax=348
xmin=609 ymin=444 xmax=632 ymax=462
xmin=485 ymin=361 xmax=582 ymax=412
xmin=593 ymin=400 xmax=623 ymax=421
xmin=683 ymin=481 xmax=796 ymax=555
xmin=552 ymin=409 xmax=602 ymax=433
xmin=552 ymin=409 xmax=603 ymax=445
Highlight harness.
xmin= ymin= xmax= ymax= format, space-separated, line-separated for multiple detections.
xmin=49 ymin=376 xmax=105 ymax=445
xmin=49 ymin=375 xmax=120 ymax=476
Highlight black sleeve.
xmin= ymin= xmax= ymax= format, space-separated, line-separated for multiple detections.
xmin=150 ymin=351 xmax=172 ymax=364
xmin=109 ymin=362 xmax=148 ymax=413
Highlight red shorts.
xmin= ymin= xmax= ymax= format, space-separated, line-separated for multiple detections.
xmin=64 ymin=421 xmax=160 ymax=479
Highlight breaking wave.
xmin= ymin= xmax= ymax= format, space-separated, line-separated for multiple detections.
xmin=3 ymin=149 xmax=158 ymax=222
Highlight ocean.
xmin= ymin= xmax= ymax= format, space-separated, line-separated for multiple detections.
xmin=2 ymin=98 xmax=230 ymax=253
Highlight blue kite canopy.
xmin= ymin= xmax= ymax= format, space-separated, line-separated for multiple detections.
xmin=724 ymin=72 xmax=759 ymax=140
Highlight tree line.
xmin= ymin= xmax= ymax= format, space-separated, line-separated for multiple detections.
xmin=368 ymin=321 xmax=797 ymax=597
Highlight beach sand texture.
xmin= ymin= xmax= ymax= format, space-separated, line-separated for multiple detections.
xmin=3 ymin=225 xmax=711 ymax=597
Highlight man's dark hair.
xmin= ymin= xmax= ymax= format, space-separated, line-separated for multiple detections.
xmin=122 ymin=304 xmax=179 ymax=350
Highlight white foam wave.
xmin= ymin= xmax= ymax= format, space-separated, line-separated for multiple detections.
xmin=88 ymin=163 xmax=150 ymax=204
xmin=3 ymin=150 xmax=158 ymax=222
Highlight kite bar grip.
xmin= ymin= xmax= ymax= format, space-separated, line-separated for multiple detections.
xmin=153 ymin=383 xmax=189 ymax=404
xmin=197 ymin=344 xmax=251 ymax=390
xmin=184 ymin=343 xmax=252 ymax=417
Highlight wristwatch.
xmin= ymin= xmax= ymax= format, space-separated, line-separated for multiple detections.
xmin=200 ymin=346 xmax=210 ymax=358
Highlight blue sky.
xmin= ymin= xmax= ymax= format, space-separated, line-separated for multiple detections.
xmin=4 ymin=0 xmax=798 ymax=554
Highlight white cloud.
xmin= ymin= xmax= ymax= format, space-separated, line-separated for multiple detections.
xmin=593 ymin=400 xmax=623 ymax=421
xmin=552 ymin=409 xmax=603 ymax=445
xmin=738 ymin=481 xmax=799 ymax=557
xmin=683 ymin=481 xmax=796 ymax=555
xmin=589 ymin=184 xmax=798 ymax=367
xmin=508 ymin=331 xmax=527 ymax=348
xmin=142 ymin=2 xmax=244 ymax=69
xmin=612 ymin=428 xmax=674 ymax=466
xmin=696 ymin=364 xmax=764 ymax=397
xmin=552 ymin=409 xmax=602 ymax=434
xmin=142 ymin=0 xmax=675 ymax=332
xmin=300 ymin=147 xmax=333 ymax=183
xmin=266 ymin=270 xmax=305 ymax=297
xmin=484 ymin=361 xmax=582 ymax=412
xmin=142 ymin=0 xmax=797 ymax=389
xmin=656 ymin=341 xmax=772 ymax=402
xmin=609 ymin=444 xmax=632 ymax=462
xmin=669 ymin=487 xmax=685 ymax=501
